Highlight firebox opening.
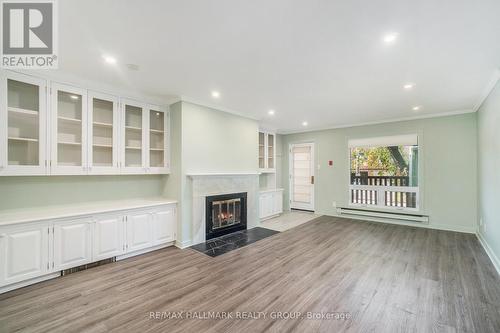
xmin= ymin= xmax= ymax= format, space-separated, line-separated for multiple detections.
xmin=206 ymin=192 xmax=247 ymax=240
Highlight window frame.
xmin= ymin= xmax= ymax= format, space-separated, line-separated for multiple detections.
xmin=346 ymin=133 xmax=423 ymax=213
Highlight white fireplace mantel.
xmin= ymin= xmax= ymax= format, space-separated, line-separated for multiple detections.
xmin=189 ymin=172 xmax=259 ymax=245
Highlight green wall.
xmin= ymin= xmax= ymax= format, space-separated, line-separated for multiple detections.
xmin=0 ymin=175 xmax=166 ymax=210
xmin=170 ymin=101 xmax=259 ymax=243
xmin=477 ymin=78 xmax=500 ymax=270
xmin=281 ymin=113 xmax=478 ymax=233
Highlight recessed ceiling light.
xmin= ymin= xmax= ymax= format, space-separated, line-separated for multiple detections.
xmin=211 ymin=91 xmax=220 ymax=98
xmin=412 ymin=106 xmax=421 ymax=111
xmin=70 ymin=95 xmax=79 ymax=100
xmin=382 ymin=33 xmax=399 ymax=44
xmin=268 ymin=109 xmax=275 ymax=116
xmin=403 ymin=83 xmax=415 ymax=90
xmin=103 ymin=55 xmax=117 ymax=64
xmin=302 ymin=121 xmax=308 ymax=126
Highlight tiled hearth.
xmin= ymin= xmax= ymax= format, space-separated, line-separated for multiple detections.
xmin=190 ymin=227 xmax=279 ymax=257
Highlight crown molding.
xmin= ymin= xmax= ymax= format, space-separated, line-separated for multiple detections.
xmin=473 ymin=68 xmax=500 ymax=112
xmin=277 ymin=109 xmax=474 ymax=135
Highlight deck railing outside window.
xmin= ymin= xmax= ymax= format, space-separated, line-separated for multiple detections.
xmin=349 ymin=135 xmax=419 ymax=211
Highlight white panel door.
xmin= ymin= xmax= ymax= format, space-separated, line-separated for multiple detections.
xmin=290 ymin=143 xmax=315 ymax=211
xmin=126 ymin=212 xmax=153 ymax=252
xmin=87 ymin=91 xmax=119 ymax=175
xmin=152 ymin=207 xmax=176 ymax=245
xmin=50 ymin=82 xmax=88 ymax=175
xmin=53 ymin=219 xmax=92 ymax=271
xmin=0 ymin=224 xmax=49 ymax=287
xmin=0 ymin=71 xmax=48 ymax=176
xmin=93 ymin=216 xmax=125 ymax=261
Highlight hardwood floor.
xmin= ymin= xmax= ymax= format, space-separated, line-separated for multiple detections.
xmin=1 ymin=216 xmax=499 ymax=333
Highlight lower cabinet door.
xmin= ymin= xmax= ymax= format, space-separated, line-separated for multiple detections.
xmin=274 ymin=191 xmax=283 ymax=214
xmin=0 ymin=224 xmax=50 ymax=287
xmin=152 ymin=206 xmax=176 ymax=245
xmin=93 ymin=216 xmax=125 ymax=261
xmin=259 ymin=194 xmax=269 ymax=219
xmin=53 ymin=219 xmax=92 ymax=271
xmin=126 ymin=212 xmax=153 ymax=252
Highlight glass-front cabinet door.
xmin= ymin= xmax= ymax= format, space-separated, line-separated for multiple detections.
xmin=0 ymin=72 xmax=47 ymax=175
xmin=267 ymin=133 xmax=275 ymax=170
xmin=121 ymin=99 xmax=146 ymax=173
xmin=259 ymin=132 xmax=265 ymax=169
xmin=148 ymin=106 xmax=168 ymax=173
xmin=88 ymin=91 xmax=119 ymax=174
xmin=50 ymin=83 xmax=88 ymax=175
xmin=258 ymin=130 xmax=276 ymax=172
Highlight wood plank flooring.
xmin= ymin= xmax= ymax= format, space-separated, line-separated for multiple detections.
xmin=1 ymin=216 xmax=500 ymax=333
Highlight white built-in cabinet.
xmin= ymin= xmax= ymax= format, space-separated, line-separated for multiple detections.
xmin=88 ymin=91 xmax=120 ymax=174
xmin=259 ymin=189 xmax=284 ymax=220
xmin=259 ymin=130 xmax=276 ymax=173
xmin=126 ymin=212 xmax=153 ymax=252
xmin=0 ymin=223 xmax=50 ymax=287
xmin=93 ymin=215 xmax=126 ymax=261
xmin=53 ymin=218 xmax=92 ymax=271
xmin=51 ymin=83 xmax=88 ymax=175
xmin=0 ymin=202 xmax=177 ymax=292
xmin=0 ymin=72 xmax=48 ymax=175
xmin=0 ymin=70 xmax=170 ymax=176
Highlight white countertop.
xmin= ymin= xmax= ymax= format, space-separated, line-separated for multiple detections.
xmin=0 ymin=197 xmax=177 ymax=226
xmin=259 ymin=188 xmax=284 ymax=193
xmin=187 ymin=172 xmax=260 ymax=177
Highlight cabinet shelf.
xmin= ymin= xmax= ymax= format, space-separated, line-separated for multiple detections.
xmin=93 ymin=144 xmax=112 ymax=148
xmin=150 ymin=148 xmax=164 ymax=151
xmin=125 ymin=126 xmax=142 ymax=131
xmin=8 ymin=107 xmax=38 ymax=116
xmin=93 ymin=121 xmax=113 ymax=128
xmin=8 ymin=136 xmax=38 ymax=142
xmin=58 ymin=141 xmax=81 ymax=146
xmin=58 ymin=116 xmax=82 ymax=123
xmin=125 ymin=146 xmax=141 ymax=150
xmin=150 ymin=129 xmax=164 ymax=134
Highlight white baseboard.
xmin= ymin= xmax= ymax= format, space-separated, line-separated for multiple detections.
xmin=477 ymin=232 xmax=500 ymax=276
xmin=260 ymin=213 xmax=281 ymax=222
xmin=175 ymin=239 xmax=192 ymax=249
xmin=0 ymin=273 xmax=60 ymax=294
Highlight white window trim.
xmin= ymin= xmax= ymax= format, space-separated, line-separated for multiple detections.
xmin=347 ymin=134 xmax=421 ymax=212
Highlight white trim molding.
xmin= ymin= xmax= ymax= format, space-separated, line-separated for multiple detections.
xmin=278 ymin=109 xmax=474 ymax=135
xmin=477 ymin=232 xmax=500 ymax=276
xmin=175 ymin=239 xmax=192 ymax=249
xmin=473 ymin=68 xmax=500 ymax=112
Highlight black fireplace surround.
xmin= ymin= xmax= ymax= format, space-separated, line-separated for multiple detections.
xmin=206 ymin=192 xmax=247 ymax=240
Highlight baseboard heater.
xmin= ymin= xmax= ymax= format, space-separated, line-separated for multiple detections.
xmin=337 ymin=207 xmax=429 ymax=223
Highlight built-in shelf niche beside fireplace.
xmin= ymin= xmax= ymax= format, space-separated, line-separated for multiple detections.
xmin=206 ymin=192 xmax=247 ymax=240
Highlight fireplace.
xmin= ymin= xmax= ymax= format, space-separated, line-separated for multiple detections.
xmin=206 ymin=192 xmax=247 ymax=240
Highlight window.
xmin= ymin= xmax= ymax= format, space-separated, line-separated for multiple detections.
xmin=349 ymin=134 xmax=419 ymax=210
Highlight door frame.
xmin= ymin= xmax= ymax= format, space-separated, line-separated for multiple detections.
xmin=289 ymin=142 xmax=315 ymax=211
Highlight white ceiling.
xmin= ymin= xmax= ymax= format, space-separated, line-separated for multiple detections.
xmin=52 ymin=0 xmax=500 ymax=132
